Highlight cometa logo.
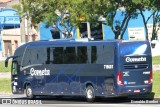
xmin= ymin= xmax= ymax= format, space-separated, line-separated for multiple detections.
xmin=30 ymin=68 xmax=50 ymax=76
xmin=125 ymin=57 xmax=146 ymax=62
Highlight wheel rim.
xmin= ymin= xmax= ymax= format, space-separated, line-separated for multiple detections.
xmin=87 ymin=89 xmax=93 ymax=99
xmin=27 ymin=87 xmax=32 ymax=97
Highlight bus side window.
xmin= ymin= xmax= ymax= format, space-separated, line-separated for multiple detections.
xmin=54 ymin=47 xmax=64 ymax=64
xmin=96 ymin=46 xmax=104 ymax=64
xmin=77 ymin=46 xmax=88 ymax=63
xmin=103 ymin=45 xmax=114 ymax=64
xmin=64 ymin=47 xmax=76 ymax=64
xmin=46 ymin=48 xmax=50 ymax=64
xmin=91 ymin=46 xmax=97 ymax=63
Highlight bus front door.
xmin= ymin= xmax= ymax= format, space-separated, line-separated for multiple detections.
xmin=11 ymin=61 xmax=21 ymax=94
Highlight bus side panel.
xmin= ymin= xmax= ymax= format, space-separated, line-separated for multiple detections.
xmin=78 ymin=64 xmax=113 ymax=96
xmin=41 ymin=65 xmax=81 ymax=95
xmin=96 ymin=43 xmax=116 ymax=97
xmin=79 ymin=43 xmax=116 ymax=97
xmin=22 ymin=64 xmax=114 ymax=96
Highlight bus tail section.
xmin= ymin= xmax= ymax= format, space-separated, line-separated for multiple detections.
xmin=115 ymin=40 xmax=152 ymax=96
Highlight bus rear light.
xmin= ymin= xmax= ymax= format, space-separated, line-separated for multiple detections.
xmin=117 ymin=72 xmax=124 ymax=86
xmin=148 ymin=70 xmax=152 ymax=84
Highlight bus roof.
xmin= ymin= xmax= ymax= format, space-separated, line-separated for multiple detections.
xmin=17 ymin=39 xmax=147 ymax=50
xmin=19 ymin=39 xmax=119 ymax=48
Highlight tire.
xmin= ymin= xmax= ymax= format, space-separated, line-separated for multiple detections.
xmin=26 ymin=85 xmax=34 ymax=99
xmin=86 ymin=85 xmax=95 ymax=102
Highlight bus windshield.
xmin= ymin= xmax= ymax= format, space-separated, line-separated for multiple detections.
xmin=12 ymin=61 xmax=18 ymax=75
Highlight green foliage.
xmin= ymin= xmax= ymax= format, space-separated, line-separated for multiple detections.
xmin=131 ymin=0 xmax=160 ymax=40
xmin=152 ymin=56 xmax=160 ymax=65
xmin=12 ymin=0 xmax=160 ymax=39
xmin=12 ymin=4 xmax=21 ymax=12
xmin=152 ymin=70 xmax=160 ymax=98
xmin=0 ymin=61 xmax=11 ymax=72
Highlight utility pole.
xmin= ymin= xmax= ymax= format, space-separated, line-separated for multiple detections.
xmin=87 ymin=22 xmax=91 ymax=38
xmin=20 ymin=0 xmax=26 ymax=44
xmin=20 ymin=17 xmax=26 ymax=44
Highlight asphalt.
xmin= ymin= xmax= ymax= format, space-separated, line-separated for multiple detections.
xmin=0 ymin=94 xmax=160 ymax=106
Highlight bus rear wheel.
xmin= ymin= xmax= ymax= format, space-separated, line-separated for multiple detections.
xmin=26 ymin=85 xmax=34 ymax=99
xmin=86 ymin=85 xmax=95 ymax=102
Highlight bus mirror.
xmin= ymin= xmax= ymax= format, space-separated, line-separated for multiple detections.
xmin=5 ymin=60 xmax=8 ymax=67
xmin=5 ymin=56 xmax=15 ymax=67
xmin=5 ymin=56 xmax=18 ymax=68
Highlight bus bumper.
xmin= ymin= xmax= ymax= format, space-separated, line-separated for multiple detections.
xmin=12 ymin=86 xmax=24 ymax=94
xmin=115 ymin=84 xmax=152 ymax=96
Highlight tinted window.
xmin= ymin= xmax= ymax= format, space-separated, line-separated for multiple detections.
xmin=23 ymin=45 xmax=114 ymax=65
xmin=96 ymin=46 xmax=104 ymax=64
xmin=22 ymin=47 xmax=47 ymax=67
xmin=77 ymin=46 xmax=88 ymax=63
xmin=91 ymin=46 xmax=97 ymax=63
xmin=54 ymin=47 xmax=64 ymax=64
xmin=46 ymin=48 xmax=50 ymax=64
xmin=103 ymin=45 xmax=114 ymax=63
xmin=91 ymin=46 xmax=104 ymax=64
xmin=64 ymin=47 xmax=76 ymax=64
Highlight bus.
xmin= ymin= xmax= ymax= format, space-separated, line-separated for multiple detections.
xmin=5 ymin=39 xmax=152 ymax=102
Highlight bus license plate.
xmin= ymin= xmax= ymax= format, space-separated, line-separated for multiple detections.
xmin=134 ymin=89 xmax=140 ymax=93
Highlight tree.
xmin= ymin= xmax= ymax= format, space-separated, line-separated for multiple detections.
xmin=91 ymin=0 xmax=139 ymax=39
xmin=150 ymin=0 xmax=160 ymax=40
xmin=132 ymin=0 xmax=160 ymax=40
xmin=15 ymin=0 xmax=133 ymax=39
xmin=14 ymin=0 xmax=160 ymax=40
xmin=14 ymin=0 xmax=102 ymax=38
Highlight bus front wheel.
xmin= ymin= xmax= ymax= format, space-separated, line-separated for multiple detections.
xmin=26 ymin=85 xmax=34 ymax=99
xmin=86 ymin=85 xmax=95 ymax=102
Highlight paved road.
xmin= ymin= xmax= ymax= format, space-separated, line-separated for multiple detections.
xmin=0 ymin=104 xmax=160 ymax=107
xmin=0 ymin=94 xmax=160 ymax=105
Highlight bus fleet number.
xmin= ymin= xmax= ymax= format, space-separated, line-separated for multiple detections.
xmin=104 ymin=65 xmax=113 ymax=69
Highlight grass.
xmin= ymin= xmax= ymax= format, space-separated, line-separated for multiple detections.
xmin=152 ymin=56 xmax=160 ymax=65
xmin=0 ymin=61 xmax=11 ymax=72
xmin=152 ymin=70 xmax=160 ymax=98
xmin=0 ymin=78 xmax=11 ymax=94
